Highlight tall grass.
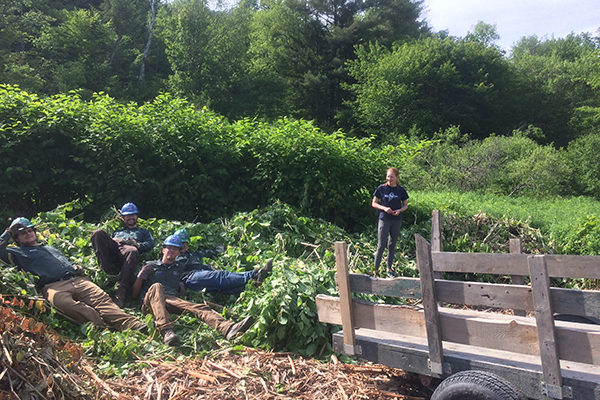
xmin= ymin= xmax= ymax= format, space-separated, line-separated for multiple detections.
xmin=410 ymin=190 xmax=600 ymax=240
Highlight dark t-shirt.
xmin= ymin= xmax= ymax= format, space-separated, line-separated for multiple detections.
xmin=140 ymin=259 xmax=186 ymax=300
xmin=0 ymin=231 xmax=75 ymax=288
xmin=112 ymin=227 xmax=154 ymax=253
xmin=373 ymin=184 xmax=409 ymax=221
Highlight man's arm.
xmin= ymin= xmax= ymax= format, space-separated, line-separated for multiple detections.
xmin=132 ymin=264 xmax=156 ymax=299
xmin=0 ymin=230 xmax=12 ymax=263
xmin=137 ymin=230 xmax=154 ymax=254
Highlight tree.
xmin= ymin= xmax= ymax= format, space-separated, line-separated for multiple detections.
xmin=34 ymin=9 xmax=114 ymax=94
xmin=346 ymin=37 xmax=517 ymax=143
xmin=510 ymin=33 xmax=600 ymax=146
xmin=158 ymin=0 xmax=253 ymax=119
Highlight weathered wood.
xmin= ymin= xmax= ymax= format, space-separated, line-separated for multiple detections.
xmin=435 ymin=280 xmax=534 ymax=310
xmin=510 ymin=238 xmax=527 ymax=317
xmin=332 ymin=329 xmax=600 ymax=400
xmin=529 ymin=255 xmax=563 ymax=393
xmin=349 ymin=274 xmax=422 ymax=299
xmin=431 ymin=210 xmax=443 ymax=280
xmin=335 ymin=241 xmax=356 ymax=354
xmin=416 ymin=234 xmax=445 ymax=372
xmin=431 ymin=210 xmax=442 ymax=253
xmin=432 ymin=252 xmax=600 ymax=278
xmin=316 ymin=294 xmax=600 ymax=365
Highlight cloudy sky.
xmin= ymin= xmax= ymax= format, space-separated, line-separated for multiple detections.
xmin=422 ymin=0 xmax=600 ymax=51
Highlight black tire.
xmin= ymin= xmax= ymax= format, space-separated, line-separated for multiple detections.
xmin=431 ymin=371 xmax=526 ymax=400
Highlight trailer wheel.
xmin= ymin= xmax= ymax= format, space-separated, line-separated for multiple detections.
xmin=431 ymin=371 xmax=526 ymax=400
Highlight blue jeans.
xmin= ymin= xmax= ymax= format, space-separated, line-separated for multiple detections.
xmin=183 ymin=270 xmax=257 ymax=295
xmin=374 ymin=218 xmax=402 ymax=271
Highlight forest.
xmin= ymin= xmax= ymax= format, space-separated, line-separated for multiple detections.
xmin=2 ymin=0 xmax=600 ymax=397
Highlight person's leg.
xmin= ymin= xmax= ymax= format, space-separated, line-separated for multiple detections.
xmin=71 ymin=277 xmax=146 ymax=331
xmin=386 ymin=220 xmax=402 ymax=272
xmin=374 ymin=219 xmax=392 ymax=272
xmin=184 ymin=270 xmax=255 ymax=293
xmin=164 ymin=296 xmax=234 ymax=336
xmin=90 ymin=229 xmax=121 ymax=273
xmin=42 ymin=280 xmax=106 ymax=327
xmin=142 ymin=283 xmax=174 ymax=331
xmin=115 ymin=244 xmax=140 ymax=305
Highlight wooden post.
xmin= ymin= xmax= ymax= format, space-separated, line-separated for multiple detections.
xmin=416 ymin=234 xmax=446 ymax=374
xmin=510 ymin=238 xmax=527 ymax=317
xmin=335 ymin=241 xmax=358 ymax=355
xmin=529 ymin=255 xmax=565 ymax=399
xmin=431 ymin=210 xmax=443 ymax=280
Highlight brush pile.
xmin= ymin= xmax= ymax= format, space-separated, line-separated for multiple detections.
xmin=0 ymin=298 xmax=431 ymax=400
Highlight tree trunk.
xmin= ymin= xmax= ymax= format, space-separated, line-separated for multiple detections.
xmin=139 ymin=0 xmax=156 ymax=84
xmin=108 ymin=34 xmax=123 ymax=70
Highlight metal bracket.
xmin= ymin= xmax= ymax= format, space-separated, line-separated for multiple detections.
xmin=427 ymin=359 xmax=451 ymax=375
xmin=540 ymin=382 xmax=573 ymax=399
xmin=343 ymin=344 xmax=362 ymax=356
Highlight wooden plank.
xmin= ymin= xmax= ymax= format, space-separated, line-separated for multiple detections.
xmin=431 ymin=210 xmax=442 ymax=252
xmin=436 ymin=280 xmax=534 ymax=310
xmin=316 ymin=294 xmax=600 ymax=365
xmin=349 ymin=274 xmax=422 ymax=299
xmin=529 ymin=255 xmax=563 ymax=392
xmin=335 ymin=241 xmax=356 ymax=354
xmin=510 ymin=238 xmax=527 ymax=316
xmin=431 ymin=210 xmax=444 ymax=280
xmin=348 ymin=273 xmax=600 ymax=318
xmin=432 ymin=252 xmax=600 ymax=279
xmin=416 ymin=234 xmax=445 ymax=373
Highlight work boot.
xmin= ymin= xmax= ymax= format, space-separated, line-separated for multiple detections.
xmin=161 ymin=329 xmax=180 ymax=346
xmin=255 ymin=259 xmax=273 ymax=283
xmin=226 ymin=316 xmax=254 ymax=340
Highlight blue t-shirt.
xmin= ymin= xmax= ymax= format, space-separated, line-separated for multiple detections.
xmin=373 ymin=184 xmax=409 ymax=220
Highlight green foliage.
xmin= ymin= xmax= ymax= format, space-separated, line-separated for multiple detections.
xmin=403 ymin=127 xmax=571 ymax=197
xmin=567 ymin=132 xmax=600 ymax=198
xmin=1 ymin=86 xmax=431 ymax=228
xmin=346 ymin=37 xmax=517 ymax=142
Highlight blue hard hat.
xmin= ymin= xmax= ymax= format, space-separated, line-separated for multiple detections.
xmin=10 ymin=217 xmax=34 ymax=228
xmin=174 ymin=228 xmax=190 ymax=243
xmin=120 ymin=203 xmax=139 ymax=216
xmin=163 ymin=234 xmax=183 ymax=248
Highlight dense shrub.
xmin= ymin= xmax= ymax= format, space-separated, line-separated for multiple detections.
xmin=1 ymin=85 xmax=428 ymax=229
xmin=402 ymin=127 xmax=571 ymax=197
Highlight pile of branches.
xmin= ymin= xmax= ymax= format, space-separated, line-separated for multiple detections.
xmin=0 ymin=297 xmax=89 ymax=399
xmin=0 ymin=297 xmax=431 ymax=400
xmin=104 ymin=349 xmax=431 ymax=400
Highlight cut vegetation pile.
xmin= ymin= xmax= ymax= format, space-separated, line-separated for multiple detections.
xmin=0 ymin=298 xmax=430 ymax=399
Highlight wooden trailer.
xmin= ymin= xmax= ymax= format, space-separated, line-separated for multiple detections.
xmin=316 ymin=211 xmax=600 ymax=400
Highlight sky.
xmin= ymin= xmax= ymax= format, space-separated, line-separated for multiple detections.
xmin=422 ymin=0 xmax=600 ymax=51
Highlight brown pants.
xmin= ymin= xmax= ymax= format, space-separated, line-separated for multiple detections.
xmin=142 ymin=283 xmax=233 ymax=336
xmin=91 ymin=229 xmax=139 ymax=290
xmin=42 ymin=277 xmax=145 ymax=331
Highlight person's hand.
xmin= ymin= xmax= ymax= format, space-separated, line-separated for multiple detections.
xmin=178 ymin=281 xmax=186 ymax=297
xmin=392 ymin=209 xmax=401 ymax=216
xmin=384 ymin=207 xmax=393 ymax=214
xmin=73 ymin=264 xmax=86 ymax=276
xmin=121 ymin=239 xmax=140 ymax=249
xmin=137 ymin=264 xmax=156 ymax=280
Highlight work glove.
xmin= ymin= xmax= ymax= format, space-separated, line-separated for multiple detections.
xmin=137 ymin=264 xmax=156 ymax=280
xmin=73 ymin=264 xmax=86 ymax=276
xmin=215 ymin=244 xmax=225 ymax=254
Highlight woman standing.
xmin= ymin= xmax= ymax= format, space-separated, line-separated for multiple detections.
xmin=372 ymin=168 xmax=409 ymax=277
